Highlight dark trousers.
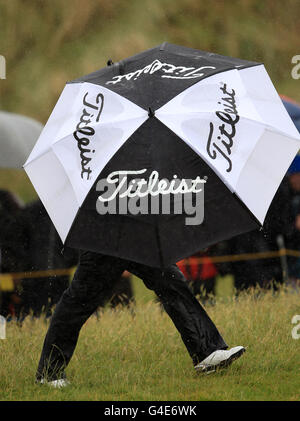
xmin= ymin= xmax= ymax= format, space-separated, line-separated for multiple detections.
xmin=36 ymin=251 xmax=227 ymax=380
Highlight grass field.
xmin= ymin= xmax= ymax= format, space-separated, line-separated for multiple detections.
xmin=0 ymin=282 xmax=299 ymax=401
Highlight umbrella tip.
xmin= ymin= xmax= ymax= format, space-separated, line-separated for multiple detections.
xmin=107 ymin=59 xmax=114 ymax=66
xmin=148 ymin=107 xmax=155 ymax=118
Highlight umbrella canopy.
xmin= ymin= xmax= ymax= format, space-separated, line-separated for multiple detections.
xmin=0 ymin=111 xmax=43 ymax=168
xmin=24 ymin=43 xmax=300 ymax=268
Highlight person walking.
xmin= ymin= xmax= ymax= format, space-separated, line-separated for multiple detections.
xmin=36 ymin=250 xmax=245 ymax=387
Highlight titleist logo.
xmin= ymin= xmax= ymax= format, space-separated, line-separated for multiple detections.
xmin=206 ymin=82 xmax=240 ymax=173
xmin=97 ymin=169 xmax=206 ymax=202
xmin=73 ymin=92 xmax=104 ymax=180
xmin=96 ymin=169 xmax=207 ymax=225
xmin=106 ymin=59 xmax=216 ymax=85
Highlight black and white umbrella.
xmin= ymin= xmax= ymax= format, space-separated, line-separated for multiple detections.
xmin=24 ymin=43 xmax=300 ymax=268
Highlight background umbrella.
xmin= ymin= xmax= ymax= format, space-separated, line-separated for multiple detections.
xmin=0 ymin=111 xmax=43 ymax=168
xmin=24 ymin=43 xmax=300 ymax=268
xmin=281 ymin=96 xmax=300 ymax=132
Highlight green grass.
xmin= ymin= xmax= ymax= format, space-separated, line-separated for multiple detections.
xmin=0 ymin=284 xmax=299 ymax=401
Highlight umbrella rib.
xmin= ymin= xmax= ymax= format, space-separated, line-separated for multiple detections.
xmin=155 ymin=222 xmax=164 ymax=269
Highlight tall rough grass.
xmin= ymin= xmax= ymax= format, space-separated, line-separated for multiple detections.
xmin=0 ymin=285 xmax=299 ymax=401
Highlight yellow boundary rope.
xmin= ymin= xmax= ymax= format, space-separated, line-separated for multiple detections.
xmin=180 ymin=248 xmax=300 ymax=264
xmin=0 ymin=249 xmax=300 ymax=291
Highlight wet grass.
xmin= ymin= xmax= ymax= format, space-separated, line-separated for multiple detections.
xmin=0 ymin=284 xmax=299 ymax=401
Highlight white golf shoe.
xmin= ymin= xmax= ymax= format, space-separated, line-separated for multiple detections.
xmin=194 ymin=346 xmax=246 ymax=373
xmin=38 ymin=377 xmax=70 ymax=388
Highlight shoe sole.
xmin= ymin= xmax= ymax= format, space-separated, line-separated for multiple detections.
xmin=196 ymin=347 xmax=246 ymax=374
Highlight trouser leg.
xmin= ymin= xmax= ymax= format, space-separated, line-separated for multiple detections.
xmin=36 ymin=252 xmax=125 ymax=381
xmin=127 ymin=261 xmax=228 ymax=366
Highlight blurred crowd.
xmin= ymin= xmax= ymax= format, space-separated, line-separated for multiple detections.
xmin=0 ymin=193 xmax=133 ymax=321
xmin=178 ymin=156 xmax=300 ymax=302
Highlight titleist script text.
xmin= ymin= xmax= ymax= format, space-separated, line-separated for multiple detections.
xmin=106 ymin=60 xmax=216 ymax=85
xmin=96 ymin=169 xmax=206 ymax=225
xmin=206 ymin=82 xmax=240 ymax=173
xmin=73 ymin=92 xmax=104 ymax=180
